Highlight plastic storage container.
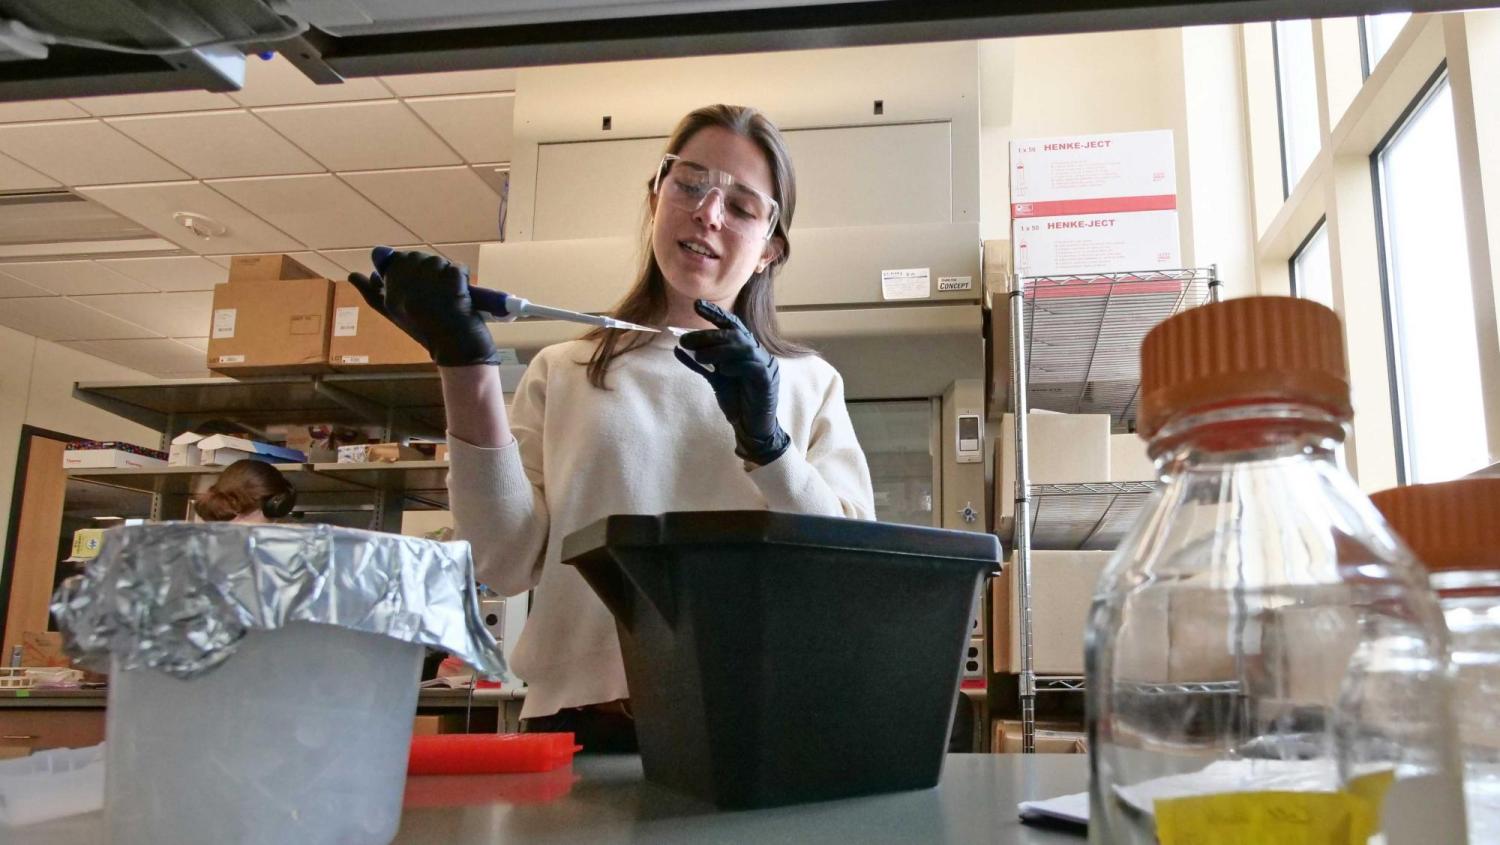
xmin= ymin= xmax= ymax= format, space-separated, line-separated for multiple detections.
xmin=1086 ymin=297 xmax=1464 ymax=844
xmin=108 ymin=622 xmax=423 ymax=845
xmin=562 ymin=510 xmax=999 ymax=808
xmin=52 ymin=523 xmax=507 ymax=845
xmin=1373 ymin=477 xmax=1500 ymax=843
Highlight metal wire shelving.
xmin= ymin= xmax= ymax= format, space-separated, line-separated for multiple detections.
xmin=1004 ymin=267 xmax=1221 ymax=751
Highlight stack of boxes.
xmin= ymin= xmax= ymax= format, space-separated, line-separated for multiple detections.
xmin=207 ymin=254 xmax=430 ymax=377
xmin=988 ymin=414 xmax=1159 ymax=679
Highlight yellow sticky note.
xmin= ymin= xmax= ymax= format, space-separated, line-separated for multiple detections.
xmin=1155 ymin=790 xmax=1377 ymax=845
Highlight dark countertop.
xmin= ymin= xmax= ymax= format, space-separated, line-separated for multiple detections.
xmin=13 ymin=753 xmax=1088 ymax=845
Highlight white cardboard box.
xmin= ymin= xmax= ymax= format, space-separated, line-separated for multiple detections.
xmin=1009 ymin=130 xmax=1177 ymax=210
xmin=1109 ymin=433 xmax=1156 ymax=482
xmin=995 ymin=413 xmax=1111 ymax=521
xmin=170 ymin=432 xmax=206 ymax=466
xmin=1013 ymin=210 xmax=1181 ymax=278
xmin=63 ymin=447 xmax=166 ymax=469
xmin=993 ymin=550 xmax=1111 ymax=675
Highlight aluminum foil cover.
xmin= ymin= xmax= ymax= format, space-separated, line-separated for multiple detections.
xmin=51 ymin=522 xmax=508 ymax=680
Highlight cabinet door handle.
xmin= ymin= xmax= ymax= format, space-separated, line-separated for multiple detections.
xmin=1 ymin=734 xmax=39 ymax=740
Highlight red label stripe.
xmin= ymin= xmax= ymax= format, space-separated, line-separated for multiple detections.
xmin=1011 ymin=194 xmax=1177 ymax=218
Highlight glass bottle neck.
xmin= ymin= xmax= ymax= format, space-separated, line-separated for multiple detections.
xmin=1148 ymin=402 xmax=1349 ymax=470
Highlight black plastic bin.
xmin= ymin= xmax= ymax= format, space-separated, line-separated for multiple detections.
xmin=561 ymin=510 xmax=1001 ymax=809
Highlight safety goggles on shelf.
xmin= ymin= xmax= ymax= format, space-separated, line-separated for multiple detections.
xmin=652 ymin=154 xmax=781 ymax=241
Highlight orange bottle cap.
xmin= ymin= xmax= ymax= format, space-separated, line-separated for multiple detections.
xmin=1370 ymin=477 xmax=1500 ymax=571
xmin=1139 ymin=296 xmax=1352 ymax=439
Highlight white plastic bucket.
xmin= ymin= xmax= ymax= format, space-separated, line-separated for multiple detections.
xmin=105 ymin=621 xmax=424 ymax=845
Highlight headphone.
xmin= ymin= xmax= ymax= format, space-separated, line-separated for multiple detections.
xmin=261 ymin=486 xmax=298 ymax=520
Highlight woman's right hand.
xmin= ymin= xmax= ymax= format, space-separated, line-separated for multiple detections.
xmin=347 ymin=247 xmax=500 ymax=367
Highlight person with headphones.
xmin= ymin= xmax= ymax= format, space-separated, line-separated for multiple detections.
xmin=193 ymin=459 xmax=298 ymax=523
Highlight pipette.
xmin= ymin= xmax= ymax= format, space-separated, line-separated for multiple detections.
xmin=371 ymin=247 xmax=691 ymax=336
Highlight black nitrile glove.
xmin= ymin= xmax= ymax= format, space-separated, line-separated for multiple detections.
xmin=674 ymin=300 xmax=791 ymax=466
xmin=347 ymin=247 xmax=500 ymax=367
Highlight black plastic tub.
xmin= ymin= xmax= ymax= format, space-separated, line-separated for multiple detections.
xmin=561 ymin=510 xmax=1001 ymax=809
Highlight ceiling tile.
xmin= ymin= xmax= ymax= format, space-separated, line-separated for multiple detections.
xmin=255 ymin=101 xmax=461 ymax=171
xmin=381 ymin=69 xmax=517 ymax=97
xmin=229 ymin=54 xmax=392 ymax=108
xmin=0 ymin=260 xmax=154 ymax=295
xmin=407 ymin=94 xmax=513 ymax=163
xmin=108 ymin=111 xmax=322 ymax=179
xmin=175 ymin=337 xmax=208 ymax=351
xmin=78 ymin=181 xmax=303 ymax=254
xmin=61 ymin=338 xmax=208 ymax=378
xmin=341 ymin=167 xmax=502 ymax=243
xmin=207 ymin=174 xmax=417 ymax=249
xmin=72 ymin=291 xmax=214 ymax=338
xmin=432 ymin=243 xmax=490 ymax=275
xmin=0 ymin=120 xmax=188 ymax=185
xmin=1 ymin=121 xmax=193 ymax=187
xmin=0 ymin=101 xmax=89 ymax=123
xmin=0 ymin=270 xmax=55 ymax=298
xmin=72 ymin=90 xmax=238 ymax=117
xmin=0 ymin=152 xmax=58 ymax=191
xmin=318 ymin=245 xmax=425 ymax=276
xmin=95 ymin=255 xmax=227 ymax=291
xmin=0 ymin=296 xmax=159 ymax=341
xmin=204 ymin=255 xmax=232 ymax=268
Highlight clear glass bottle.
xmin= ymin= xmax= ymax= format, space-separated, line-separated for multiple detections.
xmin=1373 ymin=477 xmax=1500 ymax=842
xmin=1086 ymin=297 xmax=1464 ymax=844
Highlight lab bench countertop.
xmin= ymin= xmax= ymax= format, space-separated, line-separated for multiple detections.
xmin=0 ymin=686 xmax=525 ymax=708
xmin=16 ymin=753 xmax=1088 ymax=845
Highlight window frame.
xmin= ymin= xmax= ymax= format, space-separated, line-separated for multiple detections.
xmin=1370 ymin=62 xmax=1456 ymax=485
xmin=1271 ymin=22 xmax=1292 ymax=199
xmin=1288 ymin=216 xmax=1329 ymax=302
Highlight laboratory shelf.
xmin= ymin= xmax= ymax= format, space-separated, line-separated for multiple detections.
xmin=65 ymin=463 xmax=362 ymax=496
xmin=1004 ymin=269 xmax=1213 ymax=433
xmin=1027 ymin=481 xmax=1160 ymax=551
xmin=310 ymin=461 xmax=451 ymax=510
xmin=1034 ymin=677 xmax=1244 ymax=695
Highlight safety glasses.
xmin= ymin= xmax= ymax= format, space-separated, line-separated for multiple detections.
xmin=652 ymin=154 xmax=781 ymax=241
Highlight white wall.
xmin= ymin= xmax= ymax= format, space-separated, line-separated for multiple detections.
xmin=0 ymin=323 xmax=158 ymax=550
xmin=981 ymin=26 xmax=1257 ymax=296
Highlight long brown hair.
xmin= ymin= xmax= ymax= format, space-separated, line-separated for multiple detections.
xmin=194 ymin=459 xmax=296 ymax=521
xmin=583 ymin=104 xmax=810 ymax=388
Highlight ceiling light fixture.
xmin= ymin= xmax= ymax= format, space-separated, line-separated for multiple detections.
xmin=173 ymin=211 xmax=228 ymax=240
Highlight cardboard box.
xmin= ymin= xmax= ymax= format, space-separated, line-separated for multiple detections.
xmin=1109 ymin=433 xmax=1156 ymax=481
xmin=995 ymin=413 xmax=1111 ymax=522
xmin=434 ymin=444 xmax=449 ymax=462
xmin=207 ymin=277 xmax=333 ymax=376
xmin=21 ymin=632 xmax=68 ymax=668
xmin=992 ymin=719 xmax=1088 ymax=754
xmin=338 ymin=443 xmax=425 ymax=464
xmin=327 ymin=281 xmax=432 ymax=372
xmin=63 ymin=443 xmax=167 ymax=469
xmin=197 ymin=434 xmax=306 ymax=466
xmin=412 ymin=715 xmax=442 ymax=736
xmin=993 ymin=550 xmax=1110 ymax=675
xmin=229 ymin=253 xmax=321 ymax=284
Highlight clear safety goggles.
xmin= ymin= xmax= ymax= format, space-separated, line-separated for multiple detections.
xmin=652 ymin=154 xmax=781 ymax=241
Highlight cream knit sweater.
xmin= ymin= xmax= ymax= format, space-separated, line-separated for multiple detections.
xmin=447 ymin=332 xmax=876 ymax=719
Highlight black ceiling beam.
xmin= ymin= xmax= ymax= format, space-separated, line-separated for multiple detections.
xmin=313 ymin=0 xmax=1486 ymax=79
xmin=0 ymin=45 xmax=241 ymax=100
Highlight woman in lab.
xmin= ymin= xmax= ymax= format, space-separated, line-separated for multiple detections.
xmin=193 ymin=459 xmax=297 ymax=524
xmin=350 ymin=104 xmax=875 ymax=751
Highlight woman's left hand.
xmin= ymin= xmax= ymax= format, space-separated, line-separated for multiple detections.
xmin=675 ymin=300 xmax=791 ymax=466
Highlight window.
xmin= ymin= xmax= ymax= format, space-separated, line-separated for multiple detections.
xmin=1362 ymin=12 xmax=1412 ymax=75
xmin=1274 ymin=19 xmax=1320 ymax=195
xmin=1375 ymin=75 xmax=1489 ymax=482
xmin=1290 ymin=220 xmax=1333 ymax=307
xmin=846 ymin=400 xmax=937 ymax=526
